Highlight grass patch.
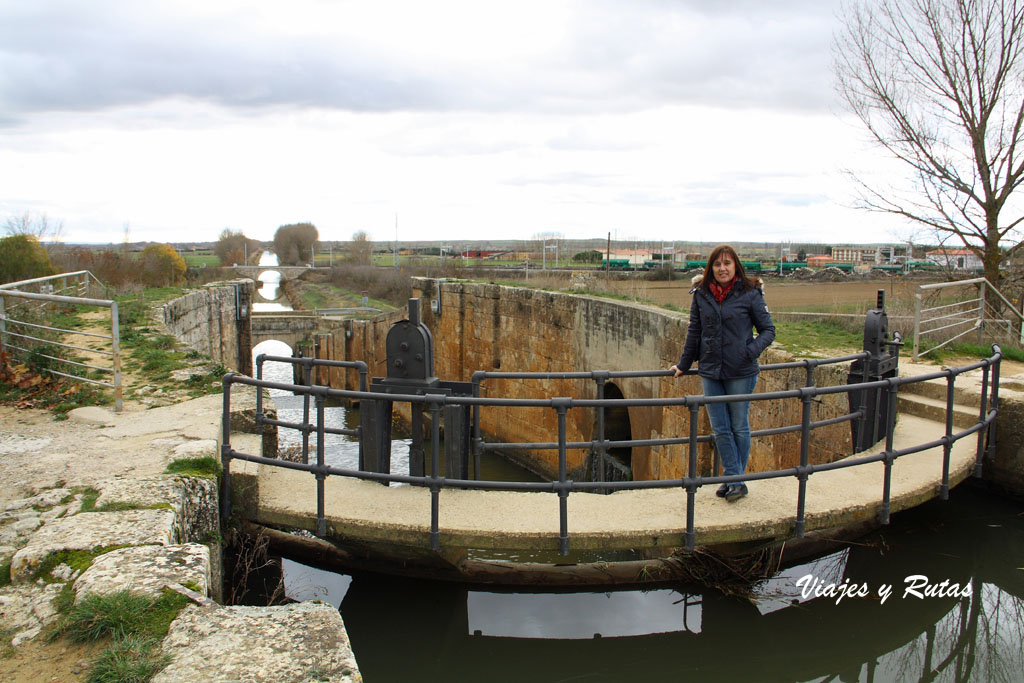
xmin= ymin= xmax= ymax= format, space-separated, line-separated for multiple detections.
xmin=1 ymin=626 xmax=17 ymax=659
xmin=60 ymin=588 xmax=191 ymax=682
xmin=78 ymin=487 xmax=101 ymax=513
xmin=913 ymin=340 xmax=1024 ymax=363
xmin=87 ymin=634 xmax=168 ymax=682
xmin=30 ymin=545 xmax=129 ymax=584
xmin=0 ymin=558 xmax=11 ymax=588
xmin=63 ymin=589 xmax=187 ymax=642
xmin=166 ymin=456 xmax=222 ymax=485
xmin=774 ymin=320 xmax=863 ymax=356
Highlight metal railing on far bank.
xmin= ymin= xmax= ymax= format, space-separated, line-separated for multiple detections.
xmin=220 ymin=297 xmax=1003 ymax=556
xmin=0 ymin=271 xmax=122 ymax=410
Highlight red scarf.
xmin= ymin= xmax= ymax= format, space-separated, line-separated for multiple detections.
xmin=708 ymin=276 xmax=737 ymax=303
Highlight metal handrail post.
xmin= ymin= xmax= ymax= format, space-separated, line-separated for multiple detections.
xmin=471 ymin=373 xmax=483 ymax=480
xmin=554 ymin=398 xmax=571 ymax=555
xmin=220 ymin=375 xmax=234 ymax=524
xmin=301 ymin=361 xmax=311 ymax=465
xmin=974 ymin=362 xmax=989 ymax=477
xmin=255 ymin=354 xmax=265 ymax=432
xmin=0 ymin=294 xmax=5 ymax=354
xmin=795 ymin=388 xmax=812 ymax=538
xmin=315 ymin=391 xmax=327 ymax=536
xmin=429 ymin=395 xmax=444 ymax=551
xmin=880 ymin=379 xmax=899 ymax=525
xmin=595 ymin=373 xmax=608 ymax=486
xmin=986 ymin=347 xmax=1002 ymax=467
xmin=941 ymin=374 xmax=955 ymax=499
xmin=685 ymin=400 xmax=699 ymax=551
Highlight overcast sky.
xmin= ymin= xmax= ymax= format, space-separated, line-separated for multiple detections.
xmin=0 ymin=0 xmax=911 ymax=246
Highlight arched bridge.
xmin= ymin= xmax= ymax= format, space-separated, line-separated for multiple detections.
xmin=251 ymin=312 xmax=321 ymax=351
xmin=232 ymin=265 xmax=317 ymax=282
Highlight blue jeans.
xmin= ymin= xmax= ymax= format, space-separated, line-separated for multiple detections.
xmin=702 ymin=373 xmax=759 ymax=485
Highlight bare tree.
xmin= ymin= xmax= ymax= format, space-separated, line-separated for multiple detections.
xmin=348 ymin=230 xmax=372 ymax=265
xmin=3 ymin=211 xmax=64 ymax=242
xmin=835 ymin=0 xmax=1024 ymax=288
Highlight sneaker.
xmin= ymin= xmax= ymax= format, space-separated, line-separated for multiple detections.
xmin=724 ymin=484 xmax=748 ymax=502
xmin=715 ymin=484 xmax=729 ymax=498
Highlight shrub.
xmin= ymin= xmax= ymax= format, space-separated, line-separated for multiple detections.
xmin=0 ymin=234 xmax=54 ymax=284
xmin=139 ymin=245 xmax=186 ymax=287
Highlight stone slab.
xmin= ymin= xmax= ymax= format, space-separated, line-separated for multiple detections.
xmin=74 ymin=544 xmax=211 ymax=602
xmin=154 ymin=601 xmax=361 ymax=683
xmin=0 ymin=583 xmax=66 ymax=647
xmin=10 ymin=509 xmax=177 ymax=583
xmin=93 ymin=475 xmax=218 ymax=544
xmin=66 ymin=406 xmax=117 ymax=425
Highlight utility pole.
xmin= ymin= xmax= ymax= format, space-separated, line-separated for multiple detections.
xmin=606 ymin=232 xmax=611 ymax=278
xmin=394 ymin=213 xmax=399 ymax=270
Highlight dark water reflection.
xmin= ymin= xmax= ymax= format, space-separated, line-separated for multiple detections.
xmin=278 ymin=485 xmax=1023 ymax=683
xmin=251 ymin=343 xmax=1024 ymax=682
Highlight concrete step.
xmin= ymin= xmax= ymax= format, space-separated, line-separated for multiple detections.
xmin=898 ymin=393 xmax=982 ymax=430
xmin=898 ymin=373 xmax=987 ymax=408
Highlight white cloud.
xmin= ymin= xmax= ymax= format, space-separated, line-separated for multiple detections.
xmin=0 ymin=0 xmax=912 ymax=245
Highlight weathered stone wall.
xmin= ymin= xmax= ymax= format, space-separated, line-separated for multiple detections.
xmin=162 ymin=280 xmax=254 ymax=374
xmin=315 ymin=279 xmax=856 ymax=481
xmin=312 ymin=309 xmax=410 ymax=391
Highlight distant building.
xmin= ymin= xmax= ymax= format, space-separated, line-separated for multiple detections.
xmin=806 ymin=255 xmax=833 ymax=267
xmin=926 ymin=248 xmax=983 ymax=270
xmin=830 ymin=245 xmax=902 ymax=264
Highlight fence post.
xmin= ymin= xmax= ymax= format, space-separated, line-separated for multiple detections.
xmin=0 ymin=294 xmax=6 ymax=355
xmin=977 ymin=280 xmax=986 ymax=345
xmin=110 ymin=301 xmax=122 ymax=412
xmin=913 ymin=290 xmax=922 ymax=361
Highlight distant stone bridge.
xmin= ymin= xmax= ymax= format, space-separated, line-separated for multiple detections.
xmin=231 ymin=265 xmax=315 ymax=282
xmin=251 ymin=311 xmax=324 ymax=351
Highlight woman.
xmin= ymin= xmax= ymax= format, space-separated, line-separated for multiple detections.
xmin=670 ymin=244 xmax=775 ymax=502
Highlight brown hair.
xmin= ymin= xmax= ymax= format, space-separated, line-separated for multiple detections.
xmin=700 ymin=244 xmax=758 ymax=291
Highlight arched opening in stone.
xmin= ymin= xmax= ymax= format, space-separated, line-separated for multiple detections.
xmin=252 ymin=339 xmax=296 ymax=384
xmin=588 ymin=382 xmax=633 ymax=482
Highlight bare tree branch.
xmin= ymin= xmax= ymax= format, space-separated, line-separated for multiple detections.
xmin=836 ymin=0 xmax=1024 ymax=286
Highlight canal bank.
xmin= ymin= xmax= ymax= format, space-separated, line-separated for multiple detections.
xmin=0 ymin=390 xmax=361 ymax=682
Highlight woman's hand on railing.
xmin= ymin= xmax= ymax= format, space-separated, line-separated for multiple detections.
xmin=670 ymin=364 xmax=685 ymax=378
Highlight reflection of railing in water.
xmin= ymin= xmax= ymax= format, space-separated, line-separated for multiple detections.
xmin=221 ymin=343 xmax=1002 ymax=556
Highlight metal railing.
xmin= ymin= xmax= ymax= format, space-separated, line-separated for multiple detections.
xmin=253 ymin=353 xmax=368 ymax=465
xmin=0 ymin=272 xmax=122 ymax=411
xmin=220 ymin=346 xmax=1001 ymax=555
xmin=913 ymin=277 xmax=1024 ymax=360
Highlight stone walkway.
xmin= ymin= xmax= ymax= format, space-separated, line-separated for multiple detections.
xmin=0 ymin=391 xmax=360 ymax=682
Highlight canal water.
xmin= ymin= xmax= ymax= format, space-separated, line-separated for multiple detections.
xmin=248 ymin=253 xmax=1023 ymax=682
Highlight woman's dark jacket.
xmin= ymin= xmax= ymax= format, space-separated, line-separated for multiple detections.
xmin=676 ymin=276 xmax=775 ymax=380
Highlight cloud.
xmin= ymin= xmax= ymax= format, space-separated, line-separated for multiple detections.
xmin=0 ymin=0 xmax=840 ymax=123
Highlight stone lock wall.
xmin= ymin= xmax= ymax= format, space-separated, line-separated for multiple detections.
xmin=316 ymin=278 xmax=856 ymax=481
xmin=162 ymin=280 xmax=254 ymax=374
